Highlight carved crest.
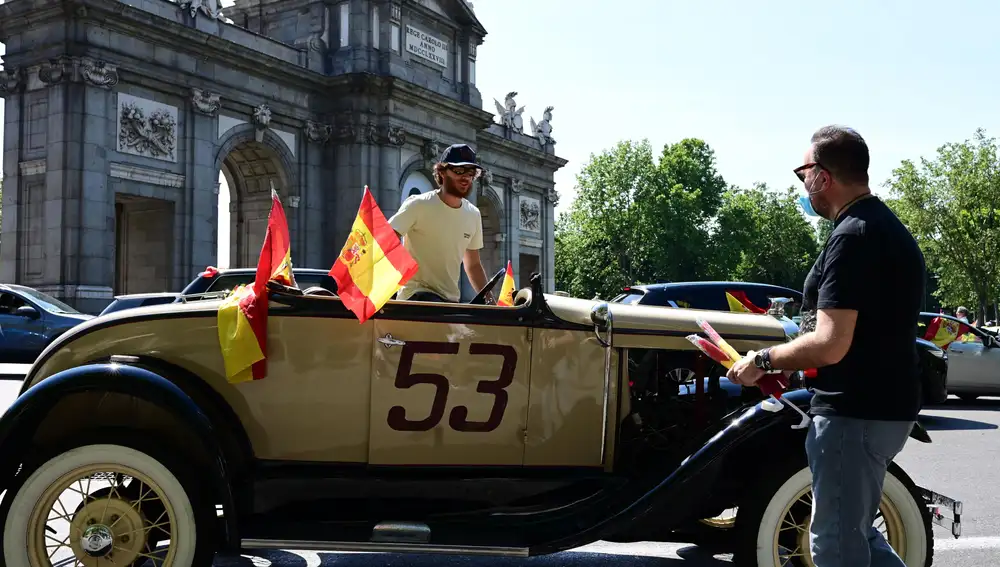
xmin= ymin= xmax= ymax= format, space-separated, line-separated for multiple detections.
xmin=191 ymin=88 xmax=221 ymax=115
xmin=38 ymin=57 xmax=71 ymax=85
xmin=510 ymin=177 xmax=523 ymax=194
xmin=0 ymin=67 xmax=24 ymax=95
xmin=252 ymin=103 xmax=272 ymax=142
xmin=424 ymin=139 xmax=442 ymax=161
xmin=305 ymin=120 xmax=332 ymax=144
xmin=387 ymin=126 xmax=406 ymax=146
xmin=80 ymin=59 xmax=119 ymax=89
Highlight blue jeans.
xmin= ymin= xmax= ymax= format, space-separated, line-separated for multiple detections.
xmin=805 ymin=415 xmax=914 ymax=567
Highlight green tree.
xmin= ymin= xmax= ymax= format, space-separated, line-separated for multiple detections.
xmin=883 ymin=128 xmax=1000 ymax=318
xmin=708 ymin=184 xmax=819 ymax=290
xmin=553 ymin=139 xmax=718 ymax=299
xmin=816 ymin=218 xmax=834 ymax=245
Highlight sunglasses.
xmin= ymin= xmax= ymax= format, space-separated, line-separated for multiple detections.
xmin=447 ymin=166 xmax=481 ymax=178
xmin=793 ymin=162 xmax=825 ymax=182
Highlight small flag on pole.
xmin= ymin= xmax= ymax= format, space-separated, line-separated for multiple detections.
xmin=496 ymin=260 xmax=516 ymax=307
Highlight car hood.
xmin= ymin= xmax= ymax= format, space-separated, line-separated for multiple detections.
xmin=543 ymin=293 xmax=788 ymax=349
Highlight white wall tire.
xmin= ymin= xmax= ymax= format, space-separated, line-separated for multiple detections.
xmin=739 ymin=463 xmax=931 ymax=567
xmin=2 ymin=443 xmax=200 ymax=567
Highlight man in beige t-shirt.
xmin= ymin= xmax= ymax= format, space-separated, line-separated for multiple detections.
xmin=389 ymin=144 xmax=492 ymax=303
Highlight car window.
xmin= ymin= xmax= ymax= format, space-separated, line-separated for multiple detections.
xmin=205 ymin=274 xmax=256 ymax=293
xmin=205 ymin=273 xmax=338 ymax=294
xmin=0 ymin=292 xmax=26 ymax=314
xmin=614 ymin=292 xmax=645 ymax=305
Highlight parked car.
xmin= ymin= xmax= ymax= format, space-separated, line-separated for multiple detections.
xmin=0 ymin=274 xmax=960 ymax=566
xmin=99 ymin=292 xmax=180 ymax=316
xmin=612 ymin=281 xmax=950 ymax=405
xmin=0 ymin=284 xmax=93 ymax=363
xmin=176 ymin=266 xmax=338 ymax=300
xmin=917 ymin=311 xmax=1000 ymax=401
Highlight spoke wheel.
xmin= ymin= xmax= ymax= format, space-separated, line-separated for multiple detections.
xmin=3 ymin=443 xmax=202 ymax=567
xmin=735 ymin=462 xmax=931 ymax=567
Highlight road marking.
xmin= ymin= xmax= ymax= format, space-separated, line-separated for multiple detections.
xmin=936 ymin=536 xmax=1000 ymax=551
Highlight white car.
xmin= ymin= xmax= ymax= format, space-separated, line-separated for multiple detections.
xmin=919 ymin=312 xmax=1000 ymax=401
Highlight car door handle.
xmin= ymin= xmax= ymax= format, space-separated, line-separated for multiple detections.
xmin=378 ymin=334 xmax=406 ymax=348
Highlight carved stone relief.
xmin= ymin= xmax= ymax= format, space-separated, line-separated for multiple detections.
xmin=423 ymin=139 xmax=442 ymax=162
xmin=519 ymin=195 xmax=541 ymax=233
xmin=0 ymin=67 xmax=24 ymax=95
xmin=295 ymin=3 xmax=327 ymax=52
xmin=80 ymin=58 xmax=119 ymax=89
xmin=387 ymin=125 xmax=406 ymax=146
xmin=191 ymin=88 xmax=221 ymax=115
xmin=252 ymin=103 xmax=271 ymax=142
xmin=305 ymin=120 xmax=332 ymax=144
xmin=117 ymin=93 xmax=178 ymax=162
xmin=546 ymin=187 xmax=559 ymax=206
xmin=480 ymin=168 xmax=494 ymax=188
xmin=38 ymin=56 xmax=72 ymax=85
xmin=509 ymin=177 xmax=523 ymax=194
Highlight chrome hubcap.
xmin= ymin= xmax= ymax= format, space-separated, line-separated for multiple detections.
xmin=80 ymin=524 xmax=114 ymax=557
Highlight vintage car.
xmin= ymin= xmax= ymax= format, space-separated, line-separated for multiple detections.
xmin=0 ymin=273 xmax=961 ymax=566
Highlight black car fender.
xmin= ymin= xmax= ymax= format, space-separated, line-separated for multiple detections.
xmin=0 ymin=362 xmax=239 ymax=547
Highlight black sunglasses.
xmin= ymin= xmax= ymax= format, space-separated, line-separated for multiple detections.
xmin=793 ymin=162 xmax=825 ymax=182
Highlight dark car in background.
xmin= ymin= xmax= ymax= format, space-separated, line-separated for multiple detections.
xmin=611 ymin=281 xmax=949 ymax=406
xmin=176 ymin=266 xmax=338 ymax=300
xmin=0 ymin=284 xmax=94 ymax=363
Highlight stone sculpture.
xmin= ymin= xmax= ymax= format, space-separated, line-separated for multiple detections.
xmin=494 ymin=91 xmax=524 ymax=134
xmin=530 ymin=106 xmax=555 ymax=148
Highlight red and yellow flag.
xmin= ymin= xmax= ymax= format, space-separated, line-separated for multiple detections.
xmin=726 ymin=290 xmax=766 ymax=314
xmin=923 ymin=316 xmax=968 ymax=349
xmin=329 ymin=186 xmax=419 ymax=324
xmin=217 ymin=189 xmax=295 ymax=383
xmin=496 ymin=260 xmax=516 ymax=307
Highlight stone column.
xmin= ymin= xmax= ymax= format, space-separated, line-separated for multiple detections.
xmin=303 ymin=119 xmax=332 ymax=269
xmin=507 ymin=176 xmax=522 ymax=286
xmin=43 ymin=58 xmax=120 ymax=313
xmin=188 ymin=88 xmax=223 ymax=287
xmin=0 ymin=67 xmax=25 ymax=283
xmin=544 ymin=187 xmax=558 ymax=293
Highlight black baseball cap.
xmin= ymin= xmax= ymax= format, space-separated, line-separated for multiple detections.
xmin=439 ymin=144 xmax=481 ymax=168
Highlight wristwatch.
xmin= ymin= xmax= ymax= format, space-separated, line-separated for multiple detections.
xmin=754 ymin=347 xmax=773 ymax=372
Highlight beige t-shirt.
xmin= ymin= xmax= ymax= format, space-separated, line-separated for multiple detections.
xmin=388 ymin=190 xmax=484 ymax=302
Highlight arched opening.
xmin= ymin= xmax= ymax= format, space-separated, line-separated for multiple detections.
xmin=401 ymin=170 xmax=434 ymax=206
xmin=477 ymin=189 xmax=504 ymax=276
xmin=216 ymin=139 xmax=290 ymax=268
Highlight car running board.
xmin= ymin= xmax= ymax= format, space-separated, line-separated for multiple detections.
xmin=239 ymin=538 xmax=529 ymax=557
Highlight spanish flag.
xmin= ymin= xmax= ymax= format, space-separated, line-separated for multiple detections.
xmin=496 ymin=260 xmax=516 ymax=307
xmin=330 ymin=186 xmax=419 ymax=324
xmin=726 ymin=290 xmax=766 ymax=314
xmin=217 ymin=188 xmax=295 ymax=383
xmin=923 ymin=316 xmax=968 ymax=349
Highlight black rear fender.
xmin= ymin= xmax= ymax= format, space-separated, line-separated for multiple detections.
xmin=0 ymin=362 xmax=240 ymax=549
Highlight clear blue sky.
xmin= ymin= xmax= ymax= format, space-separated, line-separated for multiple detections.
xmin=3 ymin=0 xmax=999 ymax=220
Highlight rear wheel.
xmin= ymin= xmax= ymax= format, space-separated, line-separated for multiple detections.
xmin=734 ymin=460 xmax=931 ymax=567
xmin=1 ymin=437 xmax=217 ymax=566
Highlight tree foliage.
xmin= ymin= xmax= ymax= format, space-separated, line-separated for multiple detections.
xmin=708 ymin=184 xmax=819 ymax=290
xmin=883 ymin=128 xmax=1000 ymax=319
xmin=555 ymin=138 xmax=820 ymax=299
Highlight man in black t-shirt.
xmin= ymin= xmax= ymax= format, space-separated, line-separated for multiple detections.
xmin=727 ymin=126 xmax=925 ymax=567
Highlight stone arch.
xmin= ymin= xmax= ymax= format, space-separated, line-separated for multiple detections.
xmin=476 ymin=185 xmax=505 ymax=275
xmin=398 ymin=156 xmax=436 ymax=206
xmin=214 ymin=124 xmax=299 ymax=268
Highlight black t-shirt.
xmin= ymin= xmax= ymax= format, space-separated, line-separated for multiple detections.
xmin=801 ymin=196 xmax=926 ymax=421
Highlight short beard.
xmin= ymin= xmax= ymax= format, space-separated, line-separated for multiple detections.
xmin=441 ymin=179 xmax=470 ymax=198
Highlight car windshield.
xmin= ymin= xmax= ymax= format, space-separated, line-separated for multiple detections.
xmin=13 ymin=286 xmax=81 ymax=314
xmin=612 ymin=292 xmax=645 ymax=304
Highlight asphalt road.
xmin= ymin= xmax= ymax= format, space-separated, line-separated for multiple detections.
xmin=0 ymin=380 xmax=994 ymax=566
